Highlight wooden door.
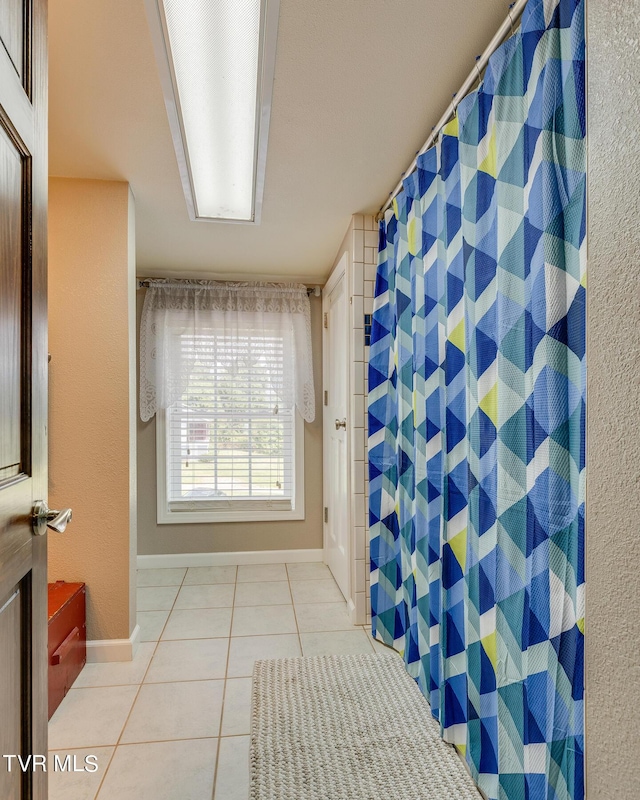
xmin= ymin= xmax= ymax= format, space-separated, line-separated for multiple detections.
xmin=323 ymin=264 xmax=349 ymax=601
xmin=0 ymin=1 xmax=48 ymax=798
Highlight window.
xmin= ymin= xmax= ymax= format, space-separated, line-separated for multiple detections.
xmin=140 ymin=279 xmax=314 ymax=523
xmin=156 ymin=327 xmax=304 ymax=523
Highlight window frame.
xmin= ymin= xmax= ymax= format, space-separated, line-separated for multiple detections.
xmin=156 ymin=405 xmax=305 ymax=525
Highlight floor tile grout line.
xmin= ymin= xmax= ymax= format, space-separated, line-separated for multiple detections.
xmin=71 ymin=676 xmax=230 ymax=689
xmin=172 ymin=581 xmax=235 ymax=612
xmin=139 ymin=567 xmax=334 ymax=591
xmin=287 ymin=562 xmax=374 ymax=654
xmin=62 ymin=564 xmax=349 ymax=798
xmin=58 ymin=573 xmax=181 ymax=800
xmin=70 ymin=625 xmax=369 ymax=690
xmin=51 ymin=730 xmax=249 ymax=749
xmin=143 ymin=598 xmax=350 ymax=611
xmin=92 ymin=733 xmax=250 ymax=748
xmin=92 ymin=568 xmax=189 ymax=798
xmin=151 ymin=603 xmax=235 ymax=611
xmin=285 ymin=564 xmax=305 ymax=655
xmin=57 ymin=567 xmax=275 ymax=795
xmin=212 ymin=565 xmax=238 ymax=799
xmin=138 ymin=623 xmax=356 ymax=645
xmin=79 ymin=742 xmax=117 ymax=800
xmin=135 ymin=564 xmax=238 ymax=800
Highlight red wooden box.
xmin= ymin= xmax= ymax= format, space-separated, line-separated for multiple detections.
xmin=48 ymin=581 xmax=86 ymax=720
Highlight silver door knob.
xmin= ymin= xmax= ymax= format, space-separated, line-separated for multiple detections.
xmin=32 ymin=501 xmax=73 ymax=536
xmin=334 ymin=418 xmax=347 ymax=430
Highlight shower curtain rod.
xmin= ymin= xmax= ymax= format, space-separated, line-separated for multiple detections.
xmin=378 ymin=0 xmax=528 ymax=219
xmin=136 ymin=278 xmax=322 ymax=296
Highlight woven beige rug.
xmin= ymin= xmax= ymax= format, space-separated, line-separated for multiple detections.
xmin=250 ymin=653 xmax=481 ymax=800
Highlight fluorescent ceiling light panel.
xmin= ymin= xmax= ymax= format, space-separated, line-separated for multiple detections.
xmin=145 ymin=0 xmax=279 ymax=223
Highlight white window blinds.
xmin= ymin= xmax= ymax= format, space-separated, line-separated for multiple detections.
xmin=165 ymin=329 xmax=295 ymax=508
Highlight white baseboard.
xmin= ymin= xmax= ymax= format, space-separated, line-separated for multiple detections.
xmin=137 ymin=548 xmax=324 ymax=570
xmin=86 ymin=624 xmax=140 ymax=663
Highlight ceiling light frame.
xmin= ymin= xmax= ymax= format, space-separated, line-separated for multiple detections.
xmin=144 ymin=0 xmax=280 ymax=224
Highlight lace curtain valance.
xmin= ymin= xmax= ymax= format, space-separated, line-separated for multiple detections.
xmin=140 ymin=280 xmax=315 ymax=423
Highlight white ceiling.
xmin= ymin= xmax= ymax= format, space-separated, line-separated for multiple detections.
xmin=49 ymin=0 xmax=508 ymax=282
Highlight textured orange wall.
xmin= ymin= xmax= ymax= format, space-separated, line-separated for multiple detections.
xmin=48 ymin=178 xmax=136 ymax=641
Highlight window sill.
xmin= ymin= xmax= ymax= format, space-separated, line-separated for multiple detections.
xmin=157 ymin=506 xmax=306 ymax=525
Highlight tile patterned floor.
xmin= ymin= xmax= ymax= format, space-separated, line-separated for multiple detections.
xmin=49 ymin=562 xmax=386 ymax=800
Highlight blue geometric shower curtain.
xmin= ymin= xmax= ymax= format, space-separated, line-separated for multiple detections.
xmin=367 ymin=1 xmax=585 ymax=799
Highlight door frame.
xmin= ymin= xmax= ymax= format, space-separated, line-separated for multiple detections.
xmin=322 ymin=252 xmax=352 ymax=609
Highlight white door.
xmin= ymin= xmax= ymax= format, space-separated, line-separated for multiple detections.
xmin=323 ymin=267 xmax=350 ymax=600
